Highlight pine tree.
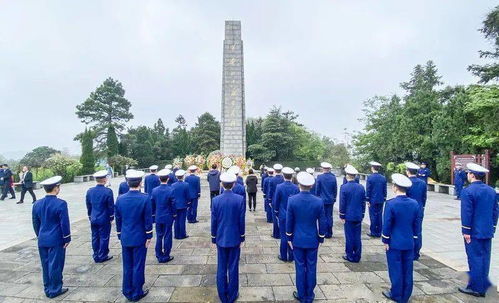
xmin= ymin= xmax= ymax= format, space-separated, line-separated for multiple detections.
xmin=106 ymin=126 xmax=119 ymax=158
xmin=80 ymin=129 xmax=95 ymax=174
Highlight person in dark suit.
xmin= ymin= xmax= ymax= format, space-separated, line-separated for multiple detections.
xmin=245 ymin=169 xmax=258 ymax=211
xmin=17 ymin=166 xmax=37 ymax=204
xmin=0 ymin=164 xmax=16 ymax=200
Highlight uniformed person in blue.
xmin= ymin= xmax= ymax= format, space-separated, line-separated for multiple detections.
xmin=263 ymin=168 xmax=275 ymax=223
xmin=144 ymin=165 xmax=160 ymax=195
xmin=458 ymin=163 xmax=498 ymax=298
xmin=115 ymin=170 xmax=153 ymax=302
xmin=405 ymin=162 xmax=427 ymax=261
xmin=85 ymin=170 xmax=114 ymax=263
xmin=274 ymin=167 xmax=299 ymax=262
xmin=417 ymin=162 xmax=431 ymax=184
xmin=221 ymin=166 xmax=246 ymax=210
xmin=185 ymin=165 xmax=201 ymax=223
xmin=118 ymin=170 xmax=131 ymax=196
xmin=165 ymin=164 xmax=177 ymax=185
xmin=151 ymin=169 xmax=176 ymax=263
xmin=260 ymin=166 xmax=268 ymax=191
xmin=453 ymin=163 xmax=467 ymax=200
xmin=211 ymin=172 xmax=246 ymax=303
xmin=32 ymin=176 xmax=71 ymax=298
xmin=315 ymin=162 xmax=338 ymax=238
xmin=342 ymin=164 xmax=360 ymax=185
xmin=339 ymin=165 xmax=366 ymax=263
xmin=381 ymin=173 xmax=419 ymax=303
xmin=306 ymin=168 xmax=317 ymax=195
xmin=366 ymin=161 xmax=387 ymax=238
xmin=286 ymin=172 xmax=326 ymax=303
xmin=269 ymin=164 xmax=284 ymax=239
xmin=171 ymin=169 xmax=190 ymax=239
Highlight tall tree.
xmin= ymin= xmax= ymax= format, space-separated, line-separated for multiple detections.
xmin=106 ymin=125 xmax=119 ymax=157
xmin=171 ymin=114 xmax=191 ymax=158
xmin=261 ymin=106 xmax=297 ymax=160
xmin=190 ymin=113 xmax=220 ymax=154
xmin=75 ymin=77 xmax=133 ymax=154
xmin=79 ymin=128 xmax=95 ymax=174
xmin=246 ymin=118 xmax=264 ymax=148
xmin=20 ymin=146 xmax=60 ymax=168
xmin=468 ymin=5 xmax=499 ymax=83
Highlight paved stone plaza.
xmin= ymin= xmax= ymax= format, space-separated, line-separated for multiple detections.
xmin=0 ymin=177 xmax=498 ymax=302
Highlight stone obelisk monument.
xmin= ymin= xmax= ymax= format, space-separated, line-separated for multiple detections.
xmin=220 ymin=20 xmax=246 ymax=157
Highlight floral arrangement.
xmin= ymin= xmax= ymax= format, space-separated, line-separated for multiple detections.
xmin=207 ymin=151 xmax=223 ymax=170
xmin=173 ymin=157 xmax=183 ymax=168
xmin=206 ymin=151 xmax=250 ymax=173
xmin=195 ymin=155 xmax=206 ymax=169
xmin=183 ymin=155 xmax=196 ymax=167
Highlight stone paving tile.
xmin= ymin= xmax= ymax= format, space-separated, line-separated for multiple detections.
xmin=0 ymin=179 xmax=495 ymax=302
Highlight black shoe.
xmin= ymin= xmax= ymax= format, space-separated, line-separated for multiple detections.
xmin=458 ymin=287 xmax=485 ymax=297
xmin=50 ymin=288 xmax=68 ymax=298
xmin=325 ymin=235 xmax=332 ymax=239
xmin=130 ymin=289 xmax=149 ymax=302
xmin=292 ymin=291 xmax=301 ymax=301
xmin=159 ymin=256 xmax=174 ymax=263
xmin=101 ymin=256 xmax=113 ymax=263
xmin=342 ymin=255 xmax=349 ymax=261
xmin=278 ymin=255 xmax=287 ymax=262
xmin=366 ymin=233 xmax=377 ymax=238
xmin=16 ymin=201 xmax=24 ymax=204
xmin=382 ymin=290 xmax=395 ymax=301
xmin=9 ymin=197 xmax=16 ymax=199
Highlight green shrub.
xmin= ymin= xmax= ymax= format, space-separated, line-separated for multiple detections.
xmin=43 ymin=153 xmax=83 ymax=183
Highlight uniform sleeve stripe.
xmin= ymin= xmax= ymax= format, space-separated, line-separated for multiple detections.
xmin=146 ymin=230 xmax=153 ymax=234
xmin=117 ymin=232 xmax=121 ymax=234
xmin=413 ymin=236 xmax=418 ymax=239
xmin=286 ymin=232 xmax=293 ymax=236
xmin=241 ymin=234 xmax=245 ymax=237
xmin=63 ymin=234 xmax=71 ymax=238
xmin=211 ymin=236 xmax=216 ymax=238
xmin=381 ymin=234 xmax=390 ymax=239
xmin=318 ymin=234 xmax=325 ymax=238
xmin=461 ymin=226 xmax=471 ymax=230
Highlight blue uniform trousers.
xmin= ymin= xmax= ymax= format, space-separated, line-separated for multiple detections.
xmin=216 ymin=246 xmax=241 ymax=303
xmin=174 ymin=208 xmax=188 ymax=239
xmin=279 ymin=217 xmax=293 ymax=261
xmin=272 ymin=208 xmax=280 ymax=238
xmin=368 ymin=203 xmax=383 ymax=237
xmin=324 ymin=204 xmax=333 ymax=238
xmin=91 ymin=223 xmax=111 ymax=262
xmin=414 ymin=213 xmax=424 ymax=260
xmin=38 ymin=245 xmax=66 ymax=298
xmin=464 ymin=238 xmax=492 ymax=294
xmin=386 ymin=248 xmax=413 ymax=303
xmin=293 ymin=247 xmax=318 ymax=303
xmin=122 ymin=245 xmax=147 ymax=301
xmin=344 ymin=221 xmax=362 ymax=262
xmin=155 ymin=218 xmax=174 ymax=262
xmin=265 ymin=198 xmax=272 ymax=223
xmin=187 ymin=198 xmax=199 ymax=223
xmin=455 ymin=183 xmax=463 ymax=198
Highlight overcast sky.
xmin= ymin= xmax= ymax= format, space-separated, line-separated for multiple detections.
xmin=0 ymin=0 xmax=496 ymax=159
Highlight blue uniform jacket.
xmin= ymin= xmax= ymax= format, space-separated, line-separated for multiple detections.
xmin=211 ymin=190 xmax=245 ymax=247
xmin=286 ymin=191 xmax=327 ymax=248
xmin=366 ymin=173 xmax=387 ymax=204
xmin=382 ymin=195 xmax=419 ymax=250
xmin=316 ymin=172 xmax=338 ymax=204
xmin=151 ymin=184 xmax=176 ymax=224
xmin=273 ymin=181 xmax=299 ymax=219
xmin=407 ymin=176 xmax=427 ymax=215
xmin=263 ymin=176 xmax=274 ymax=198
xmin=118 ymin=181 xmax=129 ymax=196
xmin=237 ymin=176 xmax=244 ymax=186
xmin=461 ymin=181 xmax=498 ymax=239
xmin=167 ymin=172 xmax=177 ymax=185
xmin=185 ymin=174 xmax=201 ymax=200
xmin=221 ymin=183 xmax=246 ymax=206
xmin=339 ymin=181 xmax=366 ymax=222
xmin=342 ymin=175 xmax=360 ymax=185
xmin=32 ymin=196 xmax=71 ymax=247
xmin=268 ymin=175 xmax=284 ymax=204
xmin=261 ymin=173 xmax=268 ymax=190
xmin=171 ymin=181 xmax=190 ymax=210
xmin=417 ymin=168 xmax=431 ymax=183
xmin=115 ymin=190 xmax=153 ymax=247
xmin=453 ymin=169 xmax=466 ymax=186
xmin=144 ymin=174 xmax=160 ymax=194
xmin=86 ymin=184 xmax=114 ymax=225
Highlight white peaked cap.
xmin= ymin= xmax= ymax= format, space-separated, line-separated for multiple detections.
xmin=267 ymin=168 xmax=275 ymax=173
xmin=344 ymin=165 xmax=359 ymax=175
xmin=405 ymin=162 xmax=419 ymax=170
xmin=40 ymin=176 xmax=62 ymax=186
xmin=227 ymin=166 xmax=240 ymax=175
xmin=165 ymin=164 xmax=173 ymax=169
xmin=220 ymin=172 xmax=237 ymax=183
xmin=149 ymin=165 xmax=159 ymax=170
xmin=93 ymin=170 xmax=108 ymax=178
xmin=157 ymin=169 xmax=171 ymax=177
xmin=306 ymin=168 xmax=315 ymax=174
xmin=175 ymin=169 xmax=186 ymax=177
xmin=282 ymin=167 xmax=294 ymax=174
xmin=369 ymin=161 xmax=382 ymax=167
xmin=296 ymin=172 xmax=315 ymax=186
xmin=273 ymin=164 xmax=283 ymax=170
xmin=126 ymin=170 xmax=144 ymax=179
xmin=188 ymin=165 xmax=198 ymax=171
xmin=466 ymin=163 xmax=489 ymax=174
xmin=295 ymin=167 xmax=301 ymax=172
xmin=321 ymin=162 xmax=332 ymax=169
xmin=392 ymin=173 xmax=412 ymax=188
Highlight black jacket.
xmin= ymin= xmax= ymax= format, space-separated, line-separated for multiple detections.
xmin=22 ymin=171 xmax=34 ymax=188
xmin=245 ymin=175 xmax=258 ymax=194
xmin=3 ymin=169 xmax=13 ymax=185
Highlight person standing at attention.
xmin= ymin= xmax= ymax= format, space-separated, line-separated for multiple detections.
xmin=366 ymin=161 xmax=387 ymax=238
xmin=245 ymin=169 xmax=258 ymax=211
